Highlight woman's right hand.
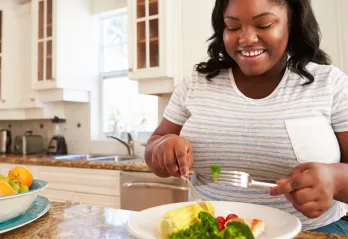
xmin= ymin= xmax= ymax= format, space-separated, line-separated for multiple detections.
xmin=151 ymin=134 xmax=193 ymax=178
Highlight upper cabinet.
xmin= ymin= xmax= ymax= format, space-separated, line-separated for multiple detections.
xmin=35 ymin=0 xmax=54 ymax=84
xmin=127 ymin=0 xmax=179 ymax=83
xmin=0 ymin=1 xmax=22 ymax=109
xmin=31 ymin=0 xmax=97 ymax=102
xmin=0 ymin=10 xmax=3 ymax=101
xmin=0 ymin=11 xmax=2 ymax=90
xmin=134 ymin=0 xmax=159 ymax=70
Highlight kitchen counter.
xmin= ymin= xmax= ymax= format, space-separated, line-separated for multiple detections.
xmin=0 ymin=201 xmax=346 ymax=239
xmin=0 ymin=154 xmax=151 ymax=172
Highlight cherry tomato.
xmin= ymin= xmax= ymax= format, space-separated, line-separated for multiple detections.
xmin=218 ymin=221 xmax=225 ymax=231
xmin=216 ymin=216 xmax=225 ymax=224
xmin=225 ymin=214 xmax=238 ymax=222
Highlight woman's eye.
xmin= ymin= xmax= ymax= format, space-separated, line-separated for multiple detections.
xmin=257 ymin=23 xmax=273 ymax=29
xmin=226 ymin=27 xmax=240 ymax=31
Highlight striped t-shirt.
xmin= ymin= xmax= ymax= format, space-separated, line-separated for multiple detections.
xmin=163 ymin=62 xmax=348 ymax=230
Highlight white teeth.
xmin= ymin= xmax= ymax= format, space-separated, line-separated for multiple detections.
xmin=241 ymin=50 xmax=264 ymax=57
xmin=242 ymin=51 xmax=250 ymax=56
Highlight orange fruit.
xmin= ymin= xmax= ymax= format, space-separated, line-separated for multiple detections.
xmin=8 ymin=166 xmax=33 ymax=187
xmin=0 ymin=181 xmax=17 ymax=196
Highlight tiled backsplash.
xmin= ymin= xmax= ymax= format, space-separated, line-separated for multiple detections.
xmin=0 ymin=119 xmax=54 ymax=153
xmin=0 ymin=93 xmax=172 ymax=156
xmin=0 ymin=102 xmax=130 ymax=155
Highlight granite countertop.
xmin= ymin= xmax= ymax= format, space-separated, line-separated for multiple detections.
xmin=0 ymin=201 xmax=346 ymax=239
xmin=0 ymin=154 xmax=151 ymax=172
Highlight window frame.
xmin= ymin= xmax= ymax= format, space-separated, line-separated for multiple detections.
xmin=98 ymin=9 xmax=156 ymax=139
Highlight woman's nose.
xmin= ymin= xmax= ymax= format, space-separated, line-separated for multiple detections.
xmin=238 ymin=28 xmax=258 ymax=45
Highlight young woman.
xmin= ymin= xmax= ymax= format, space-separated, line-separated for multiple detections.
xmin=145 ymin=0 xmax=348 ymax=234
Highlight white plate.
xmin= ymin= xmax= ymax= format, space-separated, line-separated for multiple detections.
xmin=127 ymin=201 xmax=302 ymax=239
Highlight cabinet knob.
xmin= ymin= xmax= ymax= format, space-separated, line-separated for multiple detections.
xmin=1 ymin=99 xmax=5 ymax=103
xmin=30 ymin=97 xmax=35 ymax=101
xmin=128 ymin=68 xmax=133 ymax=72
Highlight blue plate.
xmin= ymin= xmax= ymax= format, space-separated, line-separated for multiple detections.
xmin=0 ymin=195 xmax=51 ymax=234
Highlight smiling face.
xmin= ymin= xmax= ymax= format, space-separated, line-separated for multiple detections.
xmin=223 ymin=0 xmax=289 ymax=76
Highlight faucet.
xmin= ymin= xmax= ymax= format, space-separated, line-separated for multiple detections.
xmin=107 ymin=133 xmax=135 ymax=156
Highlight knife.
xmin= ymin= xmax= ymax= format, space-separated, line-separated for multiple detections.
xmin=181 ymin=175 xmax=208 ymax=211
xmin=178 ymin=145 xmax=208 ymax=211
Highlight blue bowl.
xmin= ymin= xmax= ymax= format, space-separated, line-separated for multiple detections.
xmin=0 ymin=179 xmax=48 ymax=223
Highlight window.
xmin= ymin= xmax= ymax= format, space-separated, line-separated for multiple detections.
xmin=100 ymin=9 xmax=158 ymax=138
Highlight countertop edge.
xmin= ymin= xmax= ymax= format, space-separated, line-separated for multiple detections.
xmin=0 ymin=155 xmax=151 ymax=172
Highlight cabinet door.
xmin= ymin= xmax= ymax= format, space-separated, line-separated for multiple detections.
xmin=0 ymin=3 xmax=17 ymax=109
xmin=17 ymin=3 xmax=40 ymax=109
xmin=129 ymin=0 xmax=168 ymax=80
xmin=135 ymin=0 xmax=159 ymax=70
xmin=38 ymin=167 xmax=120 ymax=196
xmin=32 ymin=0 xmax=56 ymax=88
xmin=0 ymin=10 xmax=2 ymax=102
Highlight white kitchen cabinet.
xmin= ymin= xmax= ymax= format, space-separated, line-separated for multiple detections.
xmin=0 ymin=163 xmax=121 ymax=208
xmin=32 ymin=0 xmax=54 ymax=86
xmin=0 ymin=1 xmax=44 ymax=111
xmin=30 ymin=0 xmax=96 ymax=102
xmin=0 ymin=1 xmax=22 ymax=109
xmin=16 ymin=3 xmax=42 ymax=109
xmin=38 ymin=166 xmax=120 ymax=196
xmin=0 ymin=11 xmax=2 ymax=104
xmin=127 ymin=0 xmax=181 ymax=94
xmin=130 ymin=0 xmax=217 ymax=93
xmin=38 ymin=166 xmax=121 ymax=208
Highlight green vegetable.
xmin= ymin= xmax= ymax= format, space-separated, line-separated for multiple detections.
xmin=169 ymin=211 xmax=219 ymax=239
xmin=210 ymin=164 xmax=221 ymax=181
xmin=199 ymin=211 xmax=219 ymax=235
xmin=218 ymin=221 xmax=255 ymax=239
xmin=169 ymin=211 xmax=255 ymax=239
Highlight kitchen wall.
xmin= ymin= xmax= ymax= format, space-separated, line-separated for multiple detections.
xmin=0 ymin=102 xmax=146 ymax=156
xmin=0 ymin=0 xmax=347 ymax=156
xmin=91 ymin=0 xmax=126 ymax=15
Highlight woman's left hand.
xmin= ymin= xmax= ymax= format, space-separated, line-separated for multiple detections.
xmin=270 ymin=163 xmax=338 ymax=219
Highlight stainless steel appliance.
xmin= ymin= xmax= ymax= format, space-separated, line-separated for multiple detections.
xmin=48 ymin=116 xmax=67 ymax=155
xmin=14 ymin=131 xmax=43 ymax=155
xmin=120 ymin=171 xmax=189 ymax=211
xmin=0 ymin=129 xmax=11 ymax=153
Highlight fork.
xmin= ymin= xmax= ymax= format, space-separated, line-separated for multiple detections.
xmin=181 ymin=176 xmax=209 ymax=211
xmin=215 ymin=171 xmax=277 ymax=188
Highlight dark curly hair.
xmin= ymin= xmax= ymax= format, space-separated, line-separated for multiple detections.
xmin=195 ymin=0 xmax=331 ymax=85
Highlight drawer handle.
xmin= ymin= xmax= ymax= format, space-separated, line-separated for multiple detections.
xmin=123 ymin=182 xmax=188 ymax=191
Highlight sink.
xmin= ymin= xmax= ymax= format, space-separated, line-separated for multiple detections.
xmin=88 ymin=155 xmax=139 ymax=162
xmin=51 ymin=154 xmax=139 ymax=162
xmin=51 ymin=154 xmax=104 ymax=160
